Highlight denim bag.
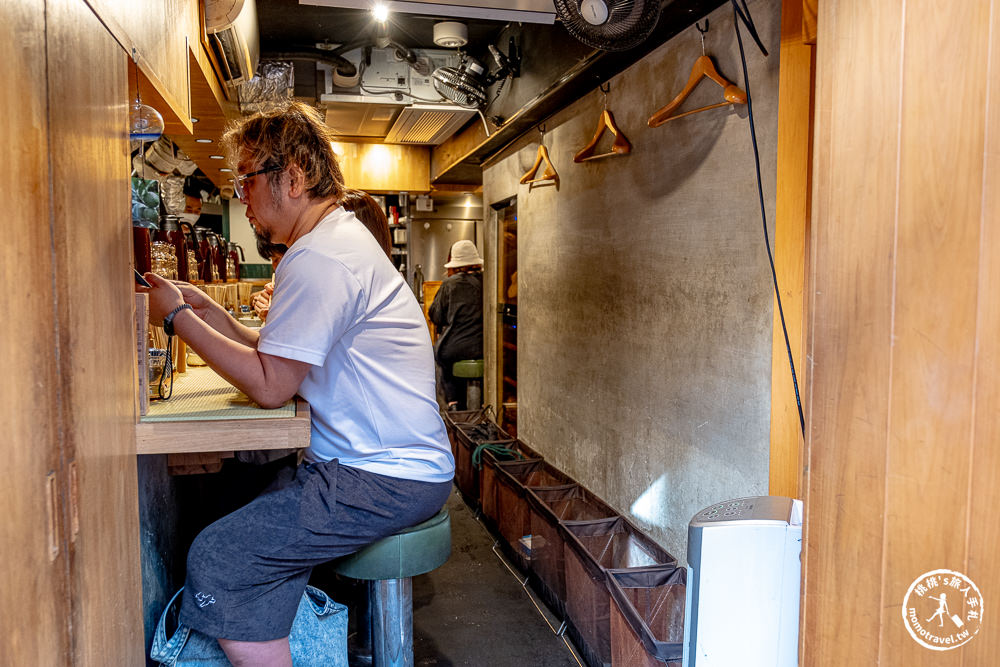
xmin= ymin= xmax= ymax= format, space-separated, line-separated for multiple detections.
xmin=150 ymin=585 xmax=348 ymax=666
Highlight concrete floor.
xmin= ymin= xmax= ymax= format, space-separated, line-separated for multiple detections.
xmin=411 ymin=490 xmax=582 ymax=666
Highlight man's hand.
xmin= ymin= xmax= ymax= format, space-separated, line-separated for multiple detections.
xmin=172 ymin=280 xmax=219 ymax=322
xmin=143 ymin=273 xmax=185 ymax=322
xmin=252 ymin=283 xmax=274 ymax=321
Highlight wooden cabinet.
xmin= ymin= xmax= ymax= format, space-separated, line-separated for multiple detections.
xmin=1 ymin=0 xmax=143 ymax=664
xmin=87 ymin=0 xmax=201 ymax=130
xmin=0 ymin=1 xmax=68 ymax=664
xmin=48 ymin=1 xmax=145 ymax=662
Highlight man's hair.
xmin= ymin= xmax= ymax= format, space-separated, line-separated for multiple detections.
xmin=340 ymin=189 xmax=392 ymax=258
xmin=221 ymin=101 xmax=345 ymax=202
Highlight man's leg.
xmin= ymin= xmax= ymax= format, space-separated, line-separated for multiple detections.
xmin=439 ymin=361 xmax=463 ymax=410
xmin=218 ymin=637 xmax=292 ymax=667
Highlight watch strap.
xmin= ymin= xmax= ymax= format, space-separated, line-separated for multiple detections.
xmin=163 ymin=303 xmax=193 ymax=336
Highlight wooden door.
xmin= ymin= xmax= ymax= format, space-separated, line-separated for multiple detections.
xmin=0 ymin=0 xmax=70 ymax=664
xmin=423 ymin=280 xmax=443 ymax=342
xmin=46 ymin=0 xmax=144 ymax=663
xmin=804 ymin=0 xmax=1000 ymax=664
xmin=495 ymin=198 xmax=517 ymax=433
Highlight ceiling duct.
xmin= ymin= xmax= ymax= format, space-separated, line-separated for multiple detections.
xmin=384 ymin=104 xmax=476 ymax=144
xmin=300 ymin=0 xmax=556 ymax=24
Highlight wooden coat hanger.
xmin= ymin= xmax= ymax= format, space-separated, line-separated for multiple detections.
xmin=574 ymin=83 xmax=632 ymax=163
xmin=648 ymin=20 xmax=747 ymax=128
xmin=520 ymin=126 xmax=559 ymax=187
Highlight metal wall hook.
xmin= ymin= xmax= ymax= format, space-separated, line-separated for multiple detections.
xmin=599 ymin=81 xmax=610 ymax=110
xmin=696 ymin=19 xmax=709 ymax=55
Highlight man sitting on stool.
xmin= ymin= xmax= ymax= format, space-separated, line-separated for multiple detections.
xmin=429 ymin=239 xmax=484 ymax=411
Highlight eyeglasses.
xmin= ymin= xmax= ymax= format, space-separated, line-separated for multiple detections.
xmin=232 ymin=165 xmax=281 ymax=201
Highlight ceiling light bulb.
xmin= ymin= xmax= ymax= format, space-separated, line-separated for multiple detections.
xmin=209 ymin=154 xmax=224 ymax=160
xmin=372 ymin=3 xmax=389 ymax=23
xmin=196 ymin=138 xmax=213 ymax=143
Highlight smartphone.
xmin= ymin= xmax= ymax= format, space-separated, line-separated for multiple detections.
xmin=134 ymin=269 xmax=151 ymax=288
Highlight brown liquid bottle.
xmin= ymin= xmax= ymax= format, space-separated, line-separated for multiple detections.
xmin=154 ymin=216 xmax=190 ymax=282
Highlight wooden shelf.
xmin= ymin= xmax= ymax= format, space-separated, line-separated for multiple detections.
xmin=136 ymin=367 xmax=310 ymax=454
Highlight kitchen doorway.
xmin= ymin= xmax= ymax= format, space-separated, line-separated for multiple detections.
xmin=494 ymin=197 xmax=517 ymax=436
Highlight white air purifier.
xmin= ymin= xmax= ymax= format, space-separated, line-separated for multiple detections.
xmin=683 ymin=496 xmax=803 ymax=666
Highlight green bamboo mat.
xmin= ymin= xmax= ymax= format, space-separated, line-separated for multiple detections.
xmin=143 ymin=367 xmax=296 ymax=422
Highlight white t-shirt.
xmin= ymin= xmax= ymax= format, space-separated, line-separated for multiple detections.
xmin=257 ymin=207 xmax=454 ymax=483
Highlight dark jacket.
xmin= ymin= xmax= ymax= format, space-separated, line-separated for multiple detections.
xmin=428 ymin=271 xmax=483 ymax=364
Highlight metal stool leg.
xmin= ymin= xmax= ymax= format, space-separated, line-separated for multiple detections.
xmin=371 ymin=577 xmax=413 ymax=667
xmin=466 ymin=378 xmax=482 ymax=410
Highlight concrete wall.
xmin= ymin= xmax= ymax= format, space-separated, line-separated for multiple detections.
xmin=482 ymin=0 xmax=781 ymax=561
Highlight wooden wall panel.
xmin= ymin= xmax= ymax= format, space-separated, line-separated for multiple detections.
xmin=768 ymin=0 xmax=814 ymax=499
xmin=803 ymin=0 xmax=903 ymax=662
xmin=965 ymin=1 xmax=1000 ymax=658
xmin=333 ymin=141 xmax=431 ymax=194
xmin=0 ymin=0 xmax=69 ymax=664
xmin=806 ymin=0 xmax=1000 ymax=664
xmin=47 ymin=0 xmax=144 ymax=663
xmin=881 ymin=1 xmax=989 ymax=662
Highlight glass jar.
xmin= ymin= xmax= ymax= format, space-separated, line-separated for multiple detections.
xmin=187 ymin=250 xmax=198 ymax=282
xmin=151 ymin=241 xmax=178 ymax=279
xmin=148 ymin=348 xmax=167 ymax=398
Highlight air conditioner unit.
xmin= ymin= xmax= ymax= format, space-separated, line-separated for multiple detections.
xmin=319 ymin=48 xmax=474 ymax=145
xmin=204 ymin=0 xmax=260 ymax=88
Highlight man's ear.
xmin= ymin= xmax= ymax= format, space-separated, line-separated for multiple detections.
xmin=285 ymin=163 xmax=306 ymax=198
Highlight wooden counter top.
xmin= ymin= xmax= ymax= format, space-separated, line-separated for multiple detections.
xmin=136 ymin=366 xmax=310 ymax=455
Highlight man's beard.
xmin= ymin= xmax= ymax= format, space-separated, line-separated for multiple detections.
xmin=252 ymin=224 xmax=272 ymax=245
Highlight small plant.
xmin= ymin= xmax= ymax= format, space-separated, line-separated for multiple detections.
xmin=132 ymin=176 xmax=160 ymax=228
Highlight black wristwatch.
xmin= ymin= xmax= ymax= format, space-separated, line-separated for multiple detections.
xmin=163 ymin=304 xmax=193 ymax=336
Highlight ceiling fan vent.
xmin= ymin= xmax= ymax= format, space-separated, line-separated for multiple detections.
xmin=384 ymin=104 xmax=477 ymax=145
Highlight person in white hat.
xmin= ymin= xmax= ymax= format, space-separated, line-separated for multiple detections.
xmin=429 ymin=239 xmax=484 ymax=410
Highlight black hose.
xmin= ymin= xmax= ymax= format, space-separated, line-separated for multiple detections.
xmin=731 ymin=0 xmax=805 ymax=436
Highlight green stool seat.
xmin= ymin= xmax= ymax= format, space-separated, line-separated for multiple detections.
xmin=452 ymin=359 xmax=484 ymax=378
xmin=332 ymin=508 xmax=451 ymax=667
xmin=451 ymin=360 xmax=484 ymax=410
xmin=333 ymin=508 xmax=451 ymax=580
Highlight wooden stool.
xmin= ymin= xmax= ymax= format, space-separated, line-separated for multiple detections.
xmin=332 ymin=508 xmax=451 ymax=667
xmin=452 ymin=359 xmax=484 ymax=410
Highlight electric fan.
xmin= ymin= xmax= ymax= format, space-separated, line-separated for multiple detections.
xmin=553 ymin=0 xmax=664 ymax=52
xmin=432 ymin=39 xmax=520 ymax=109
xmin=432 ymin=57 xmax=489 ymax=108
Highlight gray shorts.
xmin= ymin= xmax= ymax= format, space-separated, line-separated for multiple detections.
xmin=179 ymin=459 xmax=452 ymax=641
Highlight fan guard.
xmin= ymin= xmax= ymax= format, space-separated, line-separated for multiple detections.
xmin=553 ymin=0 xmax=664 ymax=52
xmin=432 ymin=59 xmax=488 ymax=108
